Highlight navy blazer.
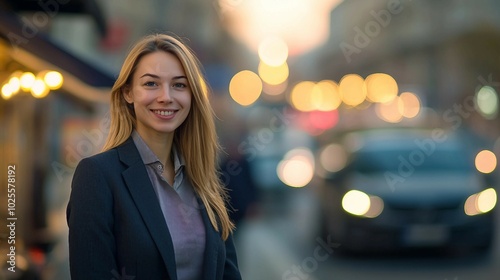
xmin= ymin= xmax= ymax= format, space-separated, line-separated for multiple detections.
xmin=67 ymin=137 xmax=241 ymax=280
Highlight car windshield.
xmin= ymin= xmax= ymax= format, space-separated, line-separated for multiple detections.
xmin=353 ymin=148 xmax=474 ymax=174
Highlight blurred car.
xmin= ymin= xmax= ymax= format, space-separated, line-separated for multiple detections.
xmin=319 ymin=128 xmax=497 ymax=254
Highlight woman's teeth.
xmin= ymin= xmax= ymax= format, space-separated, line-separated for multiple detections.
xmin=153 ymin=110 xmax=174 ymax=116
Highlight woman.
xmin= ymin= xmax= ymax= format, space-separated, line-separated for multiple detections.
xmin=67 ymin=34 xmax=241 ymax=280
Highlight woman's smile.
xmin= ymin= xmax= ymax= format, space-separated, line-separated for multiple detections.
xmin=151 ymin=109 xmax=178 ymax=118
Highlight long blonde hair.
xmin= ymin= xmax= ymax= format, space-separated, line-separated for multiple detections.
xmin=102 ymin=34 xmax=234 ymax=239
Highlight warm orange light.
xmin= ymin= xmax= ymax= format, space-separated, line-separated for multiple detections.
xmin=219 ymin=0 xmax=341 ymax=56
xmin=290 ymin=81 xmax=316 ymax=111
xmin=478 ymin=188 xmax=497 ymax=213
xmin=31 ymin=79 xmax=50 ymax=98
xmin=342 ymin=190 xmax=384 ymax=218
xmin=465 ymin=188 xmax=497 ymax=216
xmin=258 ymin=37 xmax=289 ymax=66
xmin=277 ymin=148 xmax=315 ymax=188
xmin=277 ymin=158 xmax=314 ymax=188
xmin=464 ymin=193 xmax=479 ymax=216
xmin=258 ymin=61 xmax=289 ymax=85
xmin=1 ymin=84 xmax=14 ymax=100
xmin=399 ymin=91 xmax=421 ymax=118
xmin=263 ymin=80 xmax=288 ymax=96
xmin=43 ymin=71 xmax=63 ymax=90
xmin=365 ymin=73 xmax=398 ymax=103
xmin=475 ymin=150 xmax=497 ymax=174
xmin=8 ymin=77 xmax=21 ymax=94
xmin=229 ymin=70 xmax=262 ymax=106
xmin=339 ymin=74 xmax=366 ymax=107
xmin=20 ymin=72 xmax=36 ymax=91
xmin=342 ymin=190 xmax=371 ymax=216
xmin=313 ymin=80 xmax=342 ymax=111
xmin=375 ymin=96 xmax=404 ymax=123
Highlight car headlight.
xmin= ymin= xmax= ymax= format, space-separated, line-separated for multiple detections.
xmin=464 ymin=188 xmax=497 ymax=216
xmin=342 ymin=190 xmax=384 ymax=218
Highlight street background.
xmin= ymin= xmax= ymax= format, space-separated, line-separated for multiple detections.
xmin=1 ymin=0 xmax=500 ymax=279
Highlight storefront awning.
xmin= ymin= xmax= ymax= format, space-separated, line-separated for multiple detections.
xmin=0 ymin=10 xmax=115 ymax=102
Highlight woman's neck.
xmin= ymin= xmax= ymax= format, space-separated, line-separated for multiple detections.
xmin=135 ymin=127 xmax=174 ymax=167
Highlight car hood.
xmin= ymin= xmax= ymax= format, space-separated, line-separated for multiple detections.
xmin=346 ymin=172 xmax=485 ymax=208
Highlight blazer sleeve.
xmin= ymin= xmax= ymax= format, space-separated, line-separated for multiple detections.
xmin=223 ymin=234 xmax=242 ymax=280
xmin=66 ymin=157 xmax=118 ymax=279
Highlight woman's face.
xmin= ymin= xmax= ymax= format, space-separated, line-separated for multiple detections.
xmin=124 ymin=51 xmax=192 ymax=138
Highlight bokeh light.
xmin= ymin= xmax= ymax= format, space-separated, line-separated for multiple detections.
xmin=258 ymin=61 xmax=289 ymax=85
xmin=2 ymin=71 xmax=62 ymax=100
xmin=365 ymin=196 xmax=384 ymax=218
xmin=43 ymin=71 xmax=63 ymax=90
xmin=20 ymin=72 xmax=36 ymax=91
xmin=31 ymin=78 xmax=50 ymax=98
xmin=464 ymin=193 xmax=478 ymax=216
xmin=365 ymin=73 xmax=398 ymax=103
xmin=258 ymin=37 xmax=289 ymax=67
xmin=339 ymin=74 xmax=366 ymax=107
xmin=1 ymin=73 xmax=22 ymax=100
xmin=290 ymin=81 xmax=316 ymax=111
xmin=477 ymin=188 xmax=497 ymax=213
xmin=319 ymin=143 xmax=348 ymax=172
xmin=277 ymin=158 xmax=314 ymax=188
xmin=277 ymin=148 xmax=315 ymax=188
xmin=475 ymin=86 xmax=498 ymax=119
xmin=465 ymin=188 xmax=497 ymax=216
xmin=229 ymin=70 xmax=262 ymax=106
xmin=399 ymin=91 xmax=421 ymax=118
xmin=475 ymin=150 xmax=497 ymax=174
xmin=313 ymin=80 xmax=342 ymax=111
xmin=308 ymin=110 xmax=338 ymax=130
xmin=375 ymin=96 xmax=404 ymax=123
xmin=342 ymin=190 xmax=371 ymax=216
xmin=1 ymin=84 xmax=15 ymax=100
xmin=8 ymin=76 xmax=21 ymax=94
xmin=262 ymin=80 xmax=288 ymax=96
xmin=341 ymin=190 xmax=384 ymax=218
xmin=220 ymin=0 xmax=340 ymax=56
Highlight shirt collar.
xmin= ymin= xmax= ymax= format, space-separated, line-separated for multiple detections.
xmin=131 ymin=130 xmax=185 ymax=172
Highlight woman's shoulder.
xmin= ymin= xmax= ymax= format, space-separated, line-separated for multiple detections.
xmin=77 ymin=146 xmax=121 ymax=170
xmin=75 ymin=138 xmax=137 ymax=172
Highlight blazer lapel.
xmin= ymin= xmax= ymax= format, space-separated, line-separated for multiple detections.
xmin=118 ymin=138 xmax=178 ymax=280
xmin=199 ymin=198 xmax=220 ymax=280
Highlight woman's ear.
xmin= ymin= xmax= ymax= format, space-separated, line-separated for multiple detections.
xmin=122 ymin=86 xmax=133 ymax=104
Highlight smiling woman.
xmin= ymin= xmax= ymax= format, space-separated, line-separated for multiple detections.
xmin=123 ymin=51 xmax=192 ymax=145
xmin=67 ymin=34 xmax=242 ymax=280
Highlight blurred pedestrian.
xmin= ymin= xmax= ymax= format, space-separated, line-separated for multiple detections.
xmin=67 ymin=34 xmax=241 ymax=280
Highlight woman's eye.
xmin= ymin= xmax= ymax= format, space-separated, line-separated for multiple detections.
xmin=144 ymin=81 xmax=157 ymax=87
xmin=173 ymin=83 xmax=187 ymax=89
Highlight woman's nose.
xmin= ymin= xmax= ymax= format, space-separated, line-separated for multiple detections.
xmin=157 ymin=86 xmax=172 ymax=103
